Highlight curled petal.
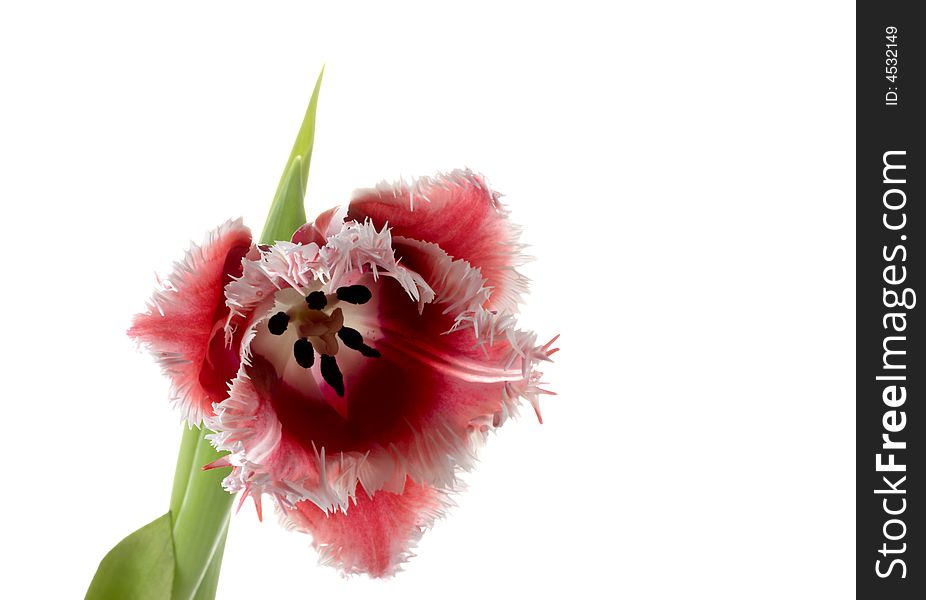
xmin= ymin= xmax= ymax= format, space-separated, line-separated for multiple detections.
xmin=281 ymin=479 xmax=449 ymax=578
xmin=129 ymin=218 xmax=252 ymax=424
xmin=347 ymin=169 xmax=529 ymax=312
xmin=291 ymin=205 xmax=347 ymax=246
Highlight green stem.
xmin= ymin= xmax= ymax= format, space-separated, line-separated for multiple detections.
xmin=191 ymin=519 xmax=229 ymax=600
xmin=169 ymin=426 xmax=200 ymax=516
xmin=170 ymin=428 xmax=233 ymax=600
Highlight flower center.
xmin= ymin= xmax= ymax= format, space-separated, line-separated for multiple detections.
xmin=264 ymin=284 xmax=380 ymax=397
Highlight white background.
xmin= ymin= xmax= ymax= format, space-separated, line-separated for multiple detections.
xmin=0 ymin=1 xmax=855 ymax=598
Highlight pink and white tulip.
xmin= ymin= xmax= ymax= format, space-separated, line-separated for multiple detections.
xmin=131 ymin=169 xmax=557 ymax=577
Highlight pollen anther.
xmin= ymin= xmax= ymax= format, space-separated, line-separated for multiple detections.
xmin=336 ymin=285 xmax=372 ymax=305
xmin=306 ymin=290 xmax=327 ymax=310
xmin=293 ymin=337 xmax=315 ymax=368
xmin=268 ymin=311 xmax=290 ymax=335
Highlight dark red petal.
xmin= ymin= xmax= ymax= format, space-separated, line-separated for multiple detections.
xmin=347 ymin=242 xmax=516 ymax=440
xmin=129 ymin=219 xmax=252 ymax=423
xmin=284 ymin=479 xmax=446 ymax=577
xmin=347 ymin=170 xmax=527 ymax=311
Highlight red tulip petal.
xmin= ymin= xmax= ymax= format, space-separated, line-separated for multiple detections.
xmin=387 ymin=235 xmax=556 ymax=429
xmin=282 ymin=479 xmax=448 ymax=578
xmin=347 ymin=170 xmax=528 ymax=312
xmin=129 ymin=219 xmax=252 ymax=423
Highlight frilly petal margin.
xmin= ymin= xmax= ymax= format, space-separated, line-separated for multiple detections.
xmin=389 ymin=236 xmax=559 ymax=427
xmin=129 ymin=218 xmax=252 ymax=425
xmin=280 ymin=479 xmax=450 ymax=578
xmin=345 ymin=169 xmax=530 ymax=313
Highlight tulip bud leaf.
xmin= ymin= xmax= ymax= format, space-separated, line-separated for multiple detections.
xmin=260 ymin=155 xmax=305 ymax=245
xmin=259 ymin=65 xmax=325 ymax=245
xmin=85 ymin=512 xmax=175 ymax=600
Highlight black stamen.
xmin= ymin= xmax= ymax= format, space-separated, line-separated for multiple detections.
xmin=320 ymin=354 xmax=345 ymax=396
xmin=268 ymin=312 xmax=290 ymax=335
xmin=359 ymin=345 xmax=381 ymax=358
xmin=293 ymin=337 xmax=315 ymax=368
xmin=336 ymin=326 xmax=364 ymax=348
xmin=336 ymin=284 xmax=372 ymax=305
xmin=306 ymin=290 xmax=327 ymax=310
xmin=337 ymin=327 xmax=381 ymax=358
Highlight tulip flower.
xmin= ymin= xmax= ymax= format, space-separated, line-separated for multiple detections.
xmin=87 ymin=68 xmax=556 ymax=598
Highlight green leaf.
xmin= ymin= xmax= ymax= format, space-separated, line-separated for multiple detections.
xmin=259 ymin=65 xmax=325 ymax=245
xmin=85 ymin=512 xmax=175 ymax=600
